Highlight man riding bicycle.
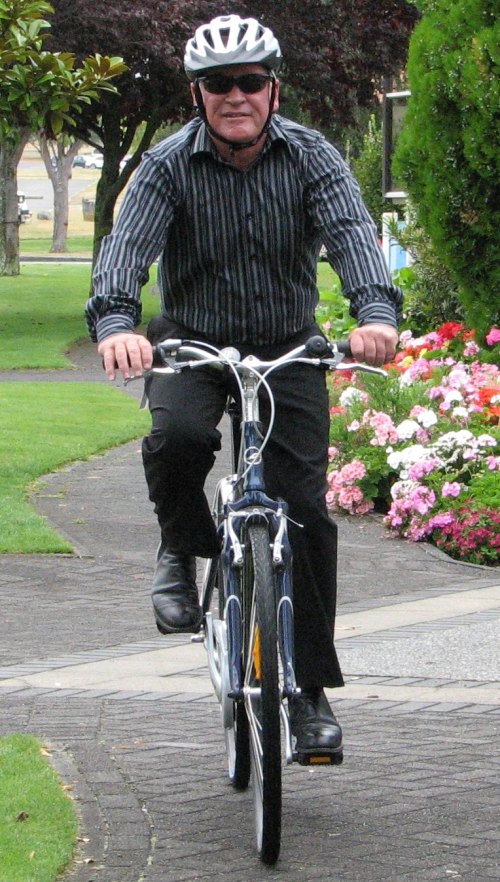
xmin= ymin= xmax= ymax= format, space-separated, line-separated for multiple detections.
xmin=86 ymin=14 xmax=402 ymax=760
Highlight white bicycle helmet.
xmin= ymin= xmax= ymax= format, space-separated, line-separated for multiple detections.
xmin=184 ymin=14 xmax=283 ymax=79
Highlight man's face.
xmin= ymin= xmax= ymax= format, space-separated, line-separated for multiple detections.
xmin=192 ymin=63 xmax=280 ymax=145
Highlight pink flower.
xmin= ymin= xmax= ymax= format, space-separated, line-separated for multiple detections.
xmin=340 ymin=460 xmax=367 ymax=483
xmin=486 ymin=327 xmax=500 ymax=346
xmin=326 ymin=459 xmax=373 ymax=515
xmin=362 ymin=410 xmax=398 ymax=445
xmin=328 ymin=446 xmax=339 ymax=461
xmin=428 ymin=512 xmax=456 ymax=529
xmin=486 ymin=456 xmax=500 ymax=471
xmin=408 ymin=457 xmax=442 ymax=481
xmin=338 ymin=486 xmax=363 ymax=507
xmin=442 ymin=482 xmax=462 ymax=498
xmin=464 ymin=341 xmax=480 ymax=357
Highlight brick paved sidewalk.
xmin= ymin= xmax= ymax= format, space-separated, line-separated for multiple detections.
xmin=1 ymin=346 xmax=499 ymax=880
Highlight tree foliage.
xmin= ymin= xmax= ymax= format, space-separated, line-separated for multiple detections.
xmin=0 ymin=0 xmax=126 ymax=141
xmin=393 ymin=0 xmax=500 ymax=336
xmin=0 ymin=0 xmax=126 ymax=275
xmin=46 ymin=0 xmax=419 ymax=263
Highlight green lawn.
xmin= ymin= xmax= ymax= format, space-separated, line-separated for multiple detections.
xmin=20 ymin=236 xmax=94 ymax=254
xmin=0 ymin=263 xmax=159 ymax=370
xmin=0 ymin=382 xmax=149 ymax=552
xmin=0 ymin=735 xmax=78 ymax=882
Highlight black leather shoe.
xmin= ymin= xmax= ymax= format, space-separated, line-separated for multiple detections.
xmin=289 ymin=687 xmax=343 ymax=766
xmin=151 ymin=545 xmax=202 ymax=634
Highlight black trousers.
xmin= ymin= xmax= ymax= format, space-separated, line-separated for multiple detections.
xmin=142 ymin=317 xmax=344 ymax=689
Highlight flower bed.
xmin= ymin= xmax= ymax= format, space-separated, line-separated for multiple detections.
xmin=326 ymin=323 xmax=500 ymax=566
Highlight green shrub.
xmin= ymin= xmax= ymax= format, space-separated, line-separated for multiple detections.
xmin=390 ymin=207 xmax=466 ymax=333
xmin=393 ymin=0 xmax=500 ymax=337
xmin=351 ymin=114 xmax=392 ymax=235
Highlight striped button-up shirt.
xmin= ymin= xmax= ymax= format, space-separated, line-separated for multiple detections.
xmin=86 ymin=115 xmax=403 ymax=344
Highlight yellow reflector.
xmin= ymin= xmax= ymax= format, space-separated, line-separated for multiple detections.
xmin=253 ymin=626 xmax=262 ymax=681
xmin=309 ymin=756 xmax=333 ymax=764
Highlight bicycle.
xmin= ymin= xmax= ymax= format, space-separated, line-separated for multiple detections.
xmin=143 ymin=334 xmax=385 ymax=864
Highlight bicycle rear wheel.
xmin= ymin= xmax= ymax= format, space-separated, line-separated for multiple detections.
xmin=242 ymin=522 xmax=281 ymax=865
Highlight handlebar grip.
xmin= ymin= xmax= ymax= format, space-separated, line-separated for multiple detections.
xmin=151 ymin=338 xmax=183 ymax=366
xmin=151 ymin=346 xmax=164 ymax=366
xmin=337 ymin=340 xmax=352 ymax=358
xmin=304 ymin=336 xmax=352 ymax=358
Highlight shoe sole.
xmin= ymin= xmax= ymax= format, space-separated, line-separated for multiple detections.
xmin=155 ymin=615 xmax=202 ymax=636
xmin=294 ymin=746 xmax=344 ymax=767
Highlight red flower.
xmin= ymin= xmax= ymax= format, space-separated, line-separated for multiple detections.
xmin=477 ymin=386 xmax=500 ymax=406
xmin=437 ymin=322 xmax=466 ymax=341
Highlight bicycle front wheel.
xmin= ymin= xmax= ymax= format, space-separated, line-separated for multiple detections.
xmin=202 ymin=552 xmax=251 ymax=791
xmin=242 ymin=522 xmax=282 ymax=865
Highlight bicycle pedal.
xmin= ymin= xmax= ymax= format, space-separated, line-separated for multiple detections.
xmin=294 ymin=749 xmax=343 ymax=767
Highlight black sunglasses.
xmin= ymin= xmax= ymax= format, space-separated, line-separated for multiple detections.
xmin=198 ymin=73 xmax=273 ymax=95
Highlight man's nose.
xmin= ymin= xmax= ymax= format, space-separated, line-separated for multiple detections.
xmin=226 ymin=86 xmax=246 ymax=100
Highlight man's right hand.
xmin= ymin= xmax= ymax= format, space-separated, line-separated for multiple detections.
xmin=97 ymin=332 xmax=153 ymax=381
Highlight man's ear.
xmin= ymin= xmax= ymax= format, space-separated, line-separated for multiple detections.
xmin=272 ymin=79 xmax=280 ymax=113
xmin=190 ymin=81 xmax=197 ymax=110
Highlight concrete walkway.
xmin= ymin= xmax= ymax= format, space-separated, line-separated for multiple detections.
xmin=1 ymin=345 xmax=499 ymax=881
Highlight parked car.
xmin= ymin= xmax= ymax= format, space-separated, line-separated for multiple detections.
xmin=84 ymin=153 xmax=104 ymax=169
xmin=18 ymin=192 xmax=32 ymax=224
xmin=73 ymin=152 xmax=104 ymax=169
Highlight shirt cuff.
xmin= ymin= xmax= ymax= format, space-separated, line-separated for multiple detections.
xmin=95 ymin=313 xmax=136 ymax=343
xmin=357 ymin=302 xmax=398 ymax=329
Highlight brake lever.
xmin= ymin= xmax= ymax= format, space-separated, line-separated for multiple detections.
xmin=327 ymin=360 xmax=387 ymax=377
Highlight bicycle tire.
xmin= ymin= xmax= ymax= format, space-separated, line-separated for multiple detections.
xmin=242 ymin=522 xmax=282 ymax=865
xmin=218 ymin=554 xmax=251 ymax=791
xmin=202 ymin=551 xmax=251 ymax=790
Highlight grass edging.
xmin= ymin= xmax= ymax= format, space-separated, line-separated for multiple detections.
xmin=0 ymin=734 xmax=79 ymax=882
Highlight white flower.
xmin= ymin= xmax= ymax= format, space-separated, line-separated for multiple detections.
xmin=452 ymin=407 xmax=469 ymax=420
xmin=433 ymin=430 xmax=474 ymax=451
xmin=444 ymin=390 xmax=464 ymax=404
xmin=440 ymin=390 xmax=465 ymax=411
xmin=476 ymin=434 xmax=497 ymax=448
xmin=339 ymin=387 xmax=366 ymax=407
xmin=387 ymin=444 xmax=428 ymax=476
xmin=415 ymin=408 xmax=438 ymax=428
xmin=396 ymin=419 xmax=420 ymax=441
xmin=390 ymin=479 xmax=420 ymax=500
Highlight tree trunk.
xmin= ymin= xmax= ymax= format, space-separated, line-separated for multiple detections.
xmin=38 ymin=137 xmax=83 ymax=252
xmin=0 ymin=131 xmax=30 ymax=276
xmin=90 ymin=95 xmax=165 ymax=285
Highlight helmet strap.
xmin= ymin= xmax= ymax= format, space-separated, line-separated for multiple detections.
xmin=193 ymin=79 xmax=277 ymax=153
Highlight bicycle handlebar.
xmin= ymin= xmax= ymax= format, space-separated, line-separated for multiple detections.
xmin=148 ymin=335 xmax=385 ymax=378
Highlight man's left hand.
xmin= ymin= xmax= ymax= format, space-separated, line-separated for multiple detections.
xmin=348 ymin=323 xmax=398 ymax=367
